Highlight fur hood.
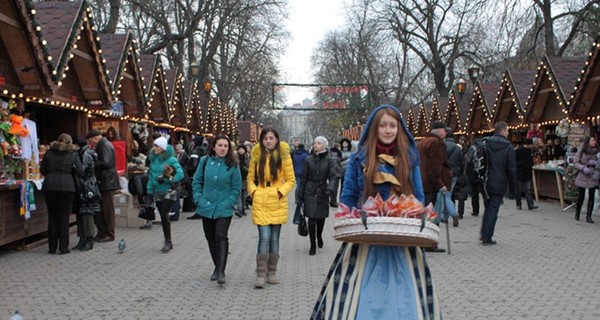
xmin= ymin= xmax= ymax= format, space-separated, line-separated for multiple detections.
xmin=49 ymin=141 xmax=79 ymax=153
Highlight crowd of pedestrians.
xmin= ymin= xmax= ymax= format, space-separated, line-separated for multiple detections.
xmin=42 ymin=103 xmax=600 ymax=319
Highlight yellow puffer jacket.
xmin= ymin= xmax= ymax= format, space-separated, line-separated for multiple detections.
xmin=247 ymin=141 xmax=295 ymax=226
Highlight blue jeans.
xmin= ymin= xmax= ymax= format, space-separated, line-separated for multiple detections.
xmin=481 ymin=194 xmax=503 ymax=241
xmin=257 ymin=225 xmax=282 ymax=254
xmin=171 ymin=197 xmax=181 ymax=220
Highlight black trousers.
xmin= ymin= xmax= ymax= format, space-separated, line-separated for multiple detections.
xmin=156 ymin=199 xmax=175 ymax=242
xmin=202 ymin=216 xmax=232 ymax=267
xmin=45 ymin=191 xmax=75 ymax=252
xmin=576 ymin=187 xmax=596 ymax=215
xmin=470 ymin=182 xmax=481 ymax=215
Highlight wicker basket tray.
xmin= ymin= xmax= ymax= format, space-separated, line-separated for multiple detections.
xmin=333 ymin=217 xmax=439 ymax=247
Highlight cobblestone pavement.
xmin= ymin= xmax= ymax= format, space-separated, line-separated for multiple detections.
xmin=2 ymin=196 xmax=600 ymax=319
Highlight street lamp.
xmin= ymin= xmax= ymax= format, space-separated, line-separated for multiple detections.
xmin=468 ymin=67 xmax=480 ymax=85
xmin=456 ymin=78 xmax=467 ymax=99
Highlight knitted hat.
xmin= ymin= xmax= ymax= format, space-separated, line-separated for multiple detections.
xmin=315 ymin=136 xmax=329 ymax=148
xmin=153 ymin=136 xmax=168 ymax=151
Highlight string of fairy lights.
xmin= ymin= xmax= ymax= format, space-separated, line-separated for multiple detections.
xmin=2 ymin=0 xmax=239 ymax=138
xmin=342 ymin=38 xmax=600 ymax=140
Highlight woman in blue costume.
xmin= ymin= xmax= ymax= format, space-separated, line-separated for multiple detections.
xmin=311 ymin=105 xmax=442 ymax=320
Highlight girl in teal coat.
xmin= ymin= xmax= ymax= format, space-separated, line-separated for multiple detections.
xmin=192 ymin=135 xmax=242 ymax=285
xmin=147 ymin=136 xmax=184 ymax=253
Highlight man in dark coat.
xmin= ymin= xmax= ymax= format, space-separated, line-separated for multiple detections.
xmin=417 ymin=121 xmax=452 ymax=206
xmin=87 ymin=129 xmax=119 ymax=242
xmin=515 ymin=138 xmax=538 ymax=210
xmin=444 ymin=130 xmax=465 ymax=226
xmin=481 ymin=121 xmax=518 ymax=245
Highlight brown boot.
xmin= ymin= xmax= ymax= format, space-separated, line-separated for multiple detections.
xmin=255 ymin=253 xmax=268 ymax=288
xmin=266 ymin=254 xmax=279 ymax=284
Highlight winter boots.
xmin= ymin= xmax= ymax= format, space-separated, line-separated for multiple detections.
xmin=216 ymin=240 xmax=228 ymax=285
xmin=308 ymin=225 xmax=317 ymax=255
xmin=266 ymin=254 xmax=279 ymax=284
xmin=80 ymin=237 xmax=94 ymax=251
xmin=255 ymin=253 xmax=269 ymax=288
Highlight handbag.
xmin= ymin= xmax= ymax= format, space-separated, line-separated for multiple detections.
xmin=138 ymin=206 xmax=156 ymax=220
xmin=297 ymin=213 xmax=308 ymax=237
xmin=79 ymin=178 xmax=101 ymax=202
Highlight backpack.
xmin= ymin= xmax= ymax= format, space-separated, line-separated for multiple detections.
xmin=464 ymin=138 xmax=488 ymax=186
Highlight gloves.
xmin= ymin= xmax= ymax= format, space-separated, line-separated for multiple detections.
xmin=587 ymin=159 xmax=598 ymax=166
xmin=583 ymin=167 xmax=592 ymax=175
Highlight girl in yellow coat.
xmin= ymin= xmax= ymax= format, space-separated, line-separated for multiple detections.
xmin=247 ymin=128 xmax=295 ymax=288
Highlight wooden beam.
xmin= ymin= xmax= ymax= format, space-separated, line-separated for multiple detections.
xmin=0 ymin=13 xmax=20 ymax=28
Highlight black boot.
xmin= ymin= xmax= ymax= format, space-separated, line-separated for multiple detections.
xmin=80 ymin=237 xmax=94 ymax=251
xmin=216 ymin=239 xmax=228 ymax=285
xmin=587 ymin=201 xmax=595 ymax=223
xmin=575 ymin=210 xmax=581 ymax=221
xmin=316 ymin=219 xmax=325 ymax=248
xmin=72 ymin=237 xmax=85 ymax=250
xmin=207 ymin=240 xmax=218 ymax=281
xmin=308 ymin=224 xmax=316 ymax=255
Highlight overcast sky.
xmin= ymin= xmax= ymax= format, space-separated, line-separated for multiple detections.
xmin=279 ymin=0 xmax=346 ymax=85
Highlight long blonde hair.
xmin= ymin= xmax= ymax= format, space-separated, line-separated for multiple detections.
xmin=361 ymin=108 xmax=413 ymax=197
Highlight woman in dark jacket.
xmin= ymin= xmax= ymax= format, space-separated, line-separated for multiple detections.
xmin=41 ymin=133 xmax=84 ymax=254
xmin=573 ymin=136 xmax=599 ymax=223
xmin=298 ymin=136 xmax=337 ymax=255
xmin=72 ymin=140 xmax=101 ymax=251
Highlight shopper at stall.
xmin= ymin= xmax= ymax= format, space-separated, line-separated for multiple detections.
xmin=147 ymin=136 xmax=184 ymax=252
xmin=339 ymin=138 xmax=352 ymax=196
xmin=86 ymin=129 xmax=119 ymax=243
xmin=170 ymin=143 xmax=190 ymax=221
xmin=247 ymin=128 xmax=295 ymax=288
xmin=312 ymin=105 xmax=440 ymax=319
xmin=515 ymin=138 xmax=538 ymax=211
xmin=41 ymin=133 xmax=83 ymax=254
xmin=298 ymin=136 xmax=337 ymax=255
xmin=573 ymin=136 xmax=599 ymax=223
xmin=73 ymin=138 xmax=101 ymax=251
xmin=192 ymin=135 xmax=241 ymax=284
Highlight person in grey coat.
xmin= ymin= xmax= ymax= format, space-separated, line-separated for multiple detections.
xmin=41 ymin=133 xmax=84 ymax=254
xmin=573 ymin=136 xmax=599 ymax=223
xmin=298 ymin=136 xmax=337 ymax=255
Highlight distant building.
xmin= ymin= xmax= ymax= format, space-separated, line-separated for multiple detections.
xmin=280 ymin=98 xmax=313 ymax=147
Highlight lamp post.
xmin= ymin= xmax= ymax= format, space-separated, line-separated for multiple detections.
xmin=456 ymin=78 xmax=467 ymax=99
xmin=468 ymin=67 xmax=480 ymax=85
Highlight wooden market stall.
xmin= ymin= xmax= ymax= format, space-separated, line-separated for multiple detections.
xmin=1 ymin=0 xmax=113 ymax=246
xmin=524 ymin=56 xmax=587 ymax=204
xmin=0 ymin=0 xmax=55 ymax=247
xmin=98 ymin=32 xmax=146 ymax=146
xmin=164 ymin=68 xmax=191 ymax=143
xmin=400 ymin=105 xmax=417 ymax=135
xmin=569 ymin=37 xmax=600 ymax=122
xmin=415 ymin=101 xmax=433 ymax=138
xmin=465 ymin=81 xmax=498 ymax=137
xmin=491 ymin=69 xmax=536 ymax=141
xmin=139 ymin=54 xmax=171 ymax=138
xmin=444 ymin=88 xmax=471 ymax=135
xmin=430 ymin=96 xmax=449 ymax=123
xmin=182 ymin=79 xmax=202 ymax=135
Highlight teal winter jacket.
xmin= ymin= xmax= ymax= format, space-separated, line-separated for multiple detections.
xmin=192 ymin=156 xmax=242 ymax=219
xmin=147 ymin=145 xmax=184 ymax=196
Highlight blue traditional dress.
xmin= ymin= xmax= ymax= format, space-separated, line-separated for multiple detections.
xmin=311 ymin=105 xmax=442 ymax=320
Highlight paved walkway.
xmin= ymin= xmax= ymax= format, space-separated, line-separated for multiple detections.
xmin=2 ymin=196 xmax=600 ymax=319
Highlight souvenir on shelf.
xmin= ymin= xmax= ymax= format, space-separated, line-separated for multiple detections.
xmin=333 ymin=193 xmax=440 ymax=247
